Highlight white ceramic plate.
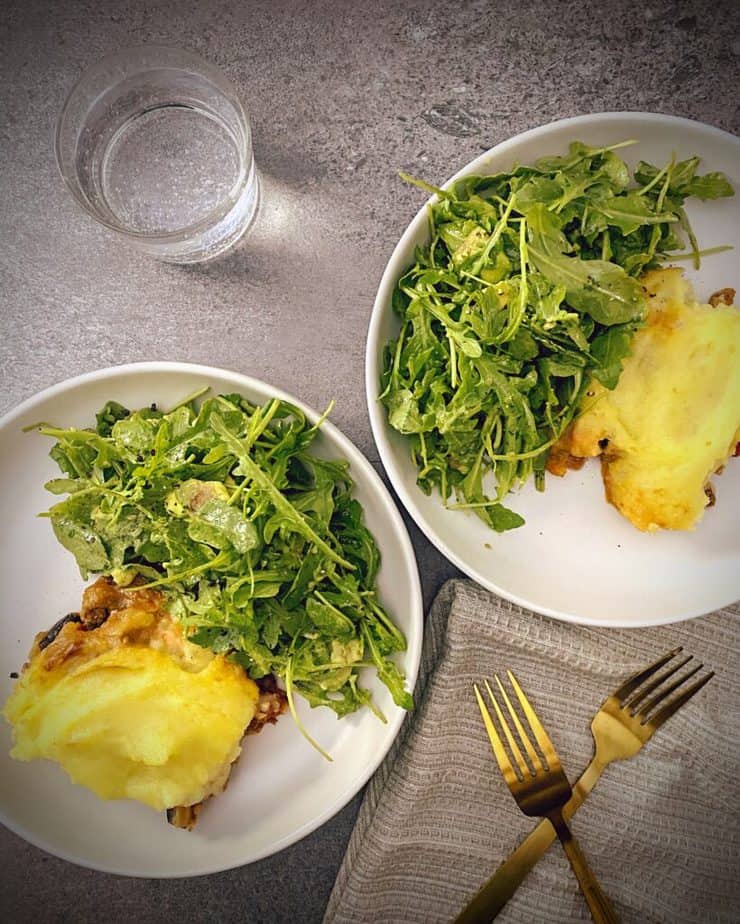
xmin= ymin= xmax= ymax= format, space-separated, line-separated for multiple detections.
xmin=0 ymin=362 xmax=422 ymax=876
xmin=367 ymin=112 xmax=740 ymax=627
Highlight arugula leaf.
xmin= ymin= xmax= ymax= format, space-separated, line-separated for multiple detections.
xmin=590 ymin=326 xmax=635 ymax=389
xmin=528 ymin=241 xmax=644 ymax=325
xmin=187 ymin=499 xmax=258 ymax=554
xmin=636 ymin=158 xmax=735 ymax=200
xmin=95 ymin=400 xmax=131 ymax=437
xmin=683 ymin=173 xmax=734 ymax=199
xmin=49 ymin=494 xmax=111 ymax=577
xmin=592 ymin=192 xmax=677 ymax=235
xmin=386 ymin=388 xmax=429 ymax=434
xmin=362 ymin=624 xmax=414 ymax=710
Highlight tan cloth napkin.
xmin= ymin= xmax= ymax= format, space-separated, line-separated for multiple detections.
xmin=324 ymin=579 xmax=739 ymax=924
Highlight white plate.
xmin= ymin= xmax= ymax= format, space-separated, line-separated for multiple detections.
xmin=367 ymin=112 xmax=740 ymax=627
xmin=0 ymin=362 xmax=422 ymax=876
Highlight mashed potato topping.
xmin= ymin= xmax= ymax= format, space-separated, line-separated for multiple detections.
xmin=4 ymin=580 xmax=259 ymax=813
xmin=549 ymin=268 xmax=740 ymax=531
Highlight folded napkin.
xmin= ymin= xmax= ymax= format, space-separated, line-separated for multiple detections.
xmin=324 ymin=579 xmax=739 ymax=924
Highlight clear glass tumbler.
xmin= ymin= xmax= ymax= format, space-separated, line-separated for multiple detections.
xmin=55 ymin=46 xmax=259 ymax=263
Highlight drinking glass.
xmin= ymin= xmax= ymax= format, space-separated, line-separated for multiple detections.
xmin=55 ymin=46 xmax=259 ymax=263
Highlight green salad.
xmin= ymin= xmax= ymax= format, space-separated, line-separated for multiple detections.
xmin=34 ymin=391 xmax=412 ymax=756
xmin=380 ymin=140 xmax=734 ymax=532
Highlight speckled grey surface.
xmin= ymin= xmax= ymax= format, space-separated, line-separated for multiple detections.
xmin=1 ymin=0 xmax=738 ymax=921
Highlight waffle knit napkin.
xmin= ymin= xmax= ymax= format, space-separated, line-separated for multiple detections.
xmin=323 ymin=579 xmax=739 ymax=924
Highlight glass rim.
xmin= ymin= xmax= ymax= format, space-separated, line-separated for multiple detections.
xmin=54 ymin=44 xmax=252 ymax=242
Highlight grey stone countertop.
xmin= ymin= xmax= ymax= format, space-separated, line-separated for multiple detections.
xmin=1 ymin=0 xmax=738 ymax=921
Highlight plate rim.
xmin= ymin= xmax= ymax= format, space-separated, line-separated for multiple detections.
xmin=0 ymin=360 xmax=423 ymax=877
xmin=366 ymin=111 xmax=740 ymax=629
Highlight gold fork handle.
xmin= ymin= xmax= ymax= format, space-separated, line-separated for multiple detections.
xmin=549 ymin=810 xmax=620 ymax=924
xmin=453 ymin=757 xmax=605 ymax=923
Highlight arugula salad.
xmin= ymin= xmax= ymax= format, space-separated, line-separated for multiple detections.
xmin=380 ymin=141 xmax=734 ymax=532
xmin=35 ymin=392 xmax=412 ymax=752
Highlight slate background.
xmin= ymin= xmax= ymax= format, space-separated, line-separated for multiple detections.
xmin=1 ymin=0 xmax=738 ymax=920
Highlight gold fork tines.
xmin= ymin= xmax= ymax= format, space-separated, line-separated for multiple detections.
xmin=476 ymin=673 xmax=619 ymax=924
xmin=474 ymin=682 xmax=519 ymax=786
xmin=507 ymin=671 xmax=558 ymax=770
xmin=495 ymin=675 xmax=544 ymax=774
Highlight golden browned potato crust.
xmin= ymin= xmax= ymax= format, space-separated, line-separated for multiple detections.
xmin=709 ymin=287 xmax=736 ymax=307
xmin=7 ymin=577 xmax=267 ymax=830
xmin=547 ymin=269 xmax=740 ymax=531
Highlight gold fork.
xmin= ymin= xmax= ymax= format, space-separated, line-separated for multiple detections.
xmin=475 ymin=672 xmax=619 ymax=924
xmin=459 ymin=649 xmax=714 ymax=923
